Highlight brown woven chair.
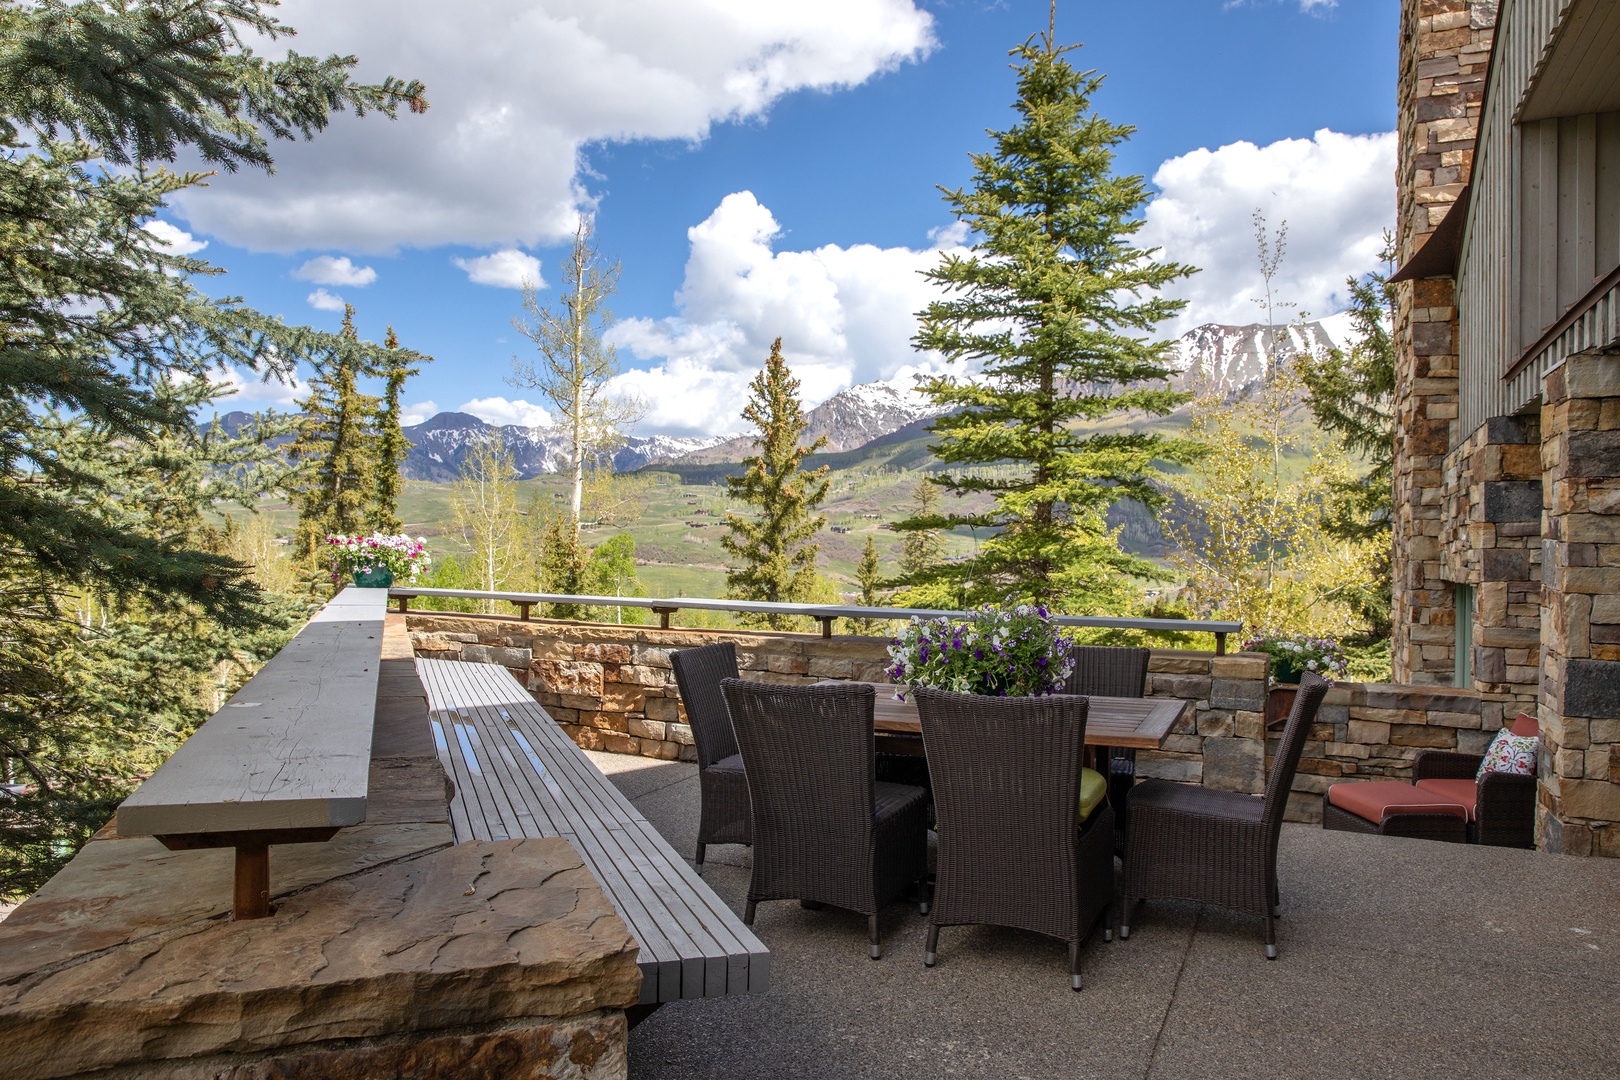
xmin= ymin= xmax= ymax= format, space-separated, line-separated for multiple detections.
xmin=1119 ymin=671 xmax=1330 ymax=960
xmin=914 ymin=688 xmax=1115 ymax=991
xmin=1062 ymin=646 xmax=1151 ymax=840
xmin=670 ymin=643 xmax=751 ymax=867
xmin=720 ymin=678 xmax=930 ymax=959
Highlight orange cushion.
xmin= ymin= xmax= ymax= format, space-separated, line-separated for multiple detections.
xmin=1510 ymin=712 xmax=1539 ymax=738
xmin=1414 ymin=778 xmax=1480 ymax=822
xmin=1327 ymin=781 xmax=1470 ymax=825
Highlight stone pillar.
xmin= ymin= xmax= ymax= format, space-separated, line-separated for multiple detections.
xmin=1390 ymin=0 xmax=1497 ymax=684
xmin=1440 ymin=414 xmax=1543 ymax=722
xmin=1538 ymin=355 xmax=1620 ymax=857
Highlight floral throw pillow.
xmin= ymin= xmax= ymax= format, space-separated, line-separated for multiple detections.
xmin=1477 ymin=728 xmax=1537 ymax=780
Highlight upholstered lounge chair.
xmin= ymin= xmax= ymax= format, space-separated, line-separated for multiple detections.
xmin=1321 ymin=713 xmax=1538 ymax=849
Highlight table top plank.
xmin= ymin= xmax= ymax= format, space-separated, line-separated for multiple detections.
xmin=118 ymin=588 xmax=390 ymax=837
xmin=858 ymin=682 xmax=1185 ymax=750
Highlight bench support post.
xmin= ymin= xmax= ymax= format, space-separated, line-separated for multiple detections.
xmin=234 ymin=842 xmax=270 ymax=920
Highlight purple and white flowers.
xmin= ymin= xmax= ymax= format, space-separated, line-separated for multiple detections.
xmin=886 ymin=603 xmax=1076 ymax=699
xmin=326 ymin=533 xmax=431 ymax=581
xmin=1240 ymin=631 xmax=1348 ymax=682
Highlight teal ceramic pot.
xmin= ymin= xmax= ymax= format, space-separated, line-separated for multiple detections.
xmin=1271 ymin=656 xmax=1302 ymax=684
xmin=352 ymin=566 xmax=394 ymax=589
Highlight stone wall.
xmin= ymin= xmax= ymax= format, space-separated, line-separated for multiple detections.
xmin=406 ymin=613 xmax=1514 ymax=826
xmin=1391 ymin=0 xmax=1497 ymax=684
xmin=1537 ymin=355 xmax=1620 ymax=856
xmin=1440 ymin=413 xmax=1543 ymax=714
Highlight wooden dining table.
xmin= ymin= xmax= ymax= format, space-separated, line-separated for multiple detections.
xmin=848 ymin=682 xmax=1188 ymax=755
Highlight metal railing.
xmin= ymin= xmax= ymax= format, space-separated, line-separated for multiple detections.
xmin=387 ymin=587 xmax=1242 ymax=655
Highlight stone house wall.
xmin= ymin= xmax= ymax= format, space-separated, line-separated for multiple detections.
xmin=1390 ymin=0 xmax=1497 ymax=684
xmin=1537 ymin=356 xmax=1620 ymax=856
xmin=406 ymin=614 xmax=1514 ymax=825
xmin=1439 ymin=413 xmax=1543 ymax=716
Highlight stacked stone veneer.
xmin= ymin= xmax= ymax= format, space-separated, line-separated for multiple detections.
xmin=1537 ymin=356 xmax=1620 ymax=856
xmin=1440 ymin=414 xmax=1543 ymax=714
xmin=407 ymin=614 xmax=1517 ymax=825
xmin=1391 ymin=0 xmax=1497 ymax=684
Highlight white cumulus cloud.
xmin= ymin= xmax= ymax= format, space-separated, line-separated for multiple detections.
xmin=399 ymin=400 xmax=439 ymax=426
xmin=142 ymin=219 xmax=208 ymax=255
xmin=1139 ymin=128 xmax=1395 ymax=335
xmin=210 ymin=365 xmax=308 ymax=408
xmin=293 ymin=255 xmax=377 ymax=286
xmin=170 ymin=1 xmax=936 ymax=253
xmin=607 ymin=190 xmax=967 ymax=437
xmin=306 ymin=287 xmax=348 ymax=312
xmin=459 ymin=397 xmax=552 ymax=428
xmin=453 ymin=249 xmax=544 ymax=289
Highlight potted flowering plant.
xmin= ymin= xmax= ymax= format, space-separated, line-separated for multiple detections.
xmin=327 ymin=533 xmax=431 ymax=589
xmin=1241 ymin=631 xmax=1348 ymax=685
xmin=886 ymin=603 xmax=1076 ymax=699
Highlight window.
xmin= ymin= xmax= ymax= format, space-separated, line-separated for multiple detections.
xmin=1454 ymin=583 xmax=1474 ymax=689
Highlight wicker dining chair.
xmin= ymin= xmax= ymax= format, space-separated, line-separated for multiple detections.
xmin=1062 ymin=646 xmax=1151 ymax=840
xmin=720 ymin=678 xmax=930 ymax=959
xmin=669 ymin=643 xmax=751 ymax=867
xmin=913 ymin=688 xmax=1115 ymax=991
xmin=1119 ymin=670 xmax=1330 ymax=960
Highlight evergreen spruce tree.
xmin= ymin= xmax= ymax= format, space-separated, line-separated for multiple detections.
xmin=721 ymin=339 xmax=830 ymax=630
xmin=287 ymin=306 xmax=382 ymax=565
xmin=370 ymin=326 xmax=419 ymax=534
xmin=855 ymin=534 xmax=885 ymax=632
xmin=0 ymin=1 xmax=427 ymax=895
xmin=1298 ymin=238 xmax=1397 ymax=642
xmin=899 ymin=20 xmax=1198 ymax=612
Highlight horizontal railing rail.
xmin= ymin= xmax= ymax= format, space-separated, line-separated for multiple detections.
xmin=387 ymin=587 xmax=1242 ymax=654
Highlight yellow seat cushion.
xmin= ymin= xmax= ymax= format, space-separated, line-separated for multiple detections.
xmin=1080 ymin=767 xmax=1107 ymax=822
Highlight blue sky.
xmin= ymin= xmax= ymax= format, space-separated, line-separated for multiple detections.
xmin=175 ymin=0 xmax=1398 ymax=436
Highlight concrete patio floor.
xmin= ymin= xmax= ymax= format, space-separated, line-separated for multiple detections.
xmin=588 ymin=751 xmax=1620 ymax=1080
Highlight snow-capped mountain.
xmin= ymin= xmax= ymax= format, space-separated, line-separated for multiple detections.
xmin=398 ymin=412 xmax=735 ymax=481
xmin=1166 ymin=320 xmax=1348 ymax=399
xmin=670 ymin=375 xmax=949 ymax=464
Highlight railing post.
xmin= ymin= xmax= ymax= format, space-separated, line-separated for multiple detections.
xmin=820 ymin=616 xmax=834 ymax=639
xmin=518 ymin=601 xmax=532 ymax=621
xmin=396 ymin=596 xmax=409 ymax=614
xmin=1215 ymin=632 xmax=1226 ymax=656
xmin=652 ymin=605 xmax=678 ymax=630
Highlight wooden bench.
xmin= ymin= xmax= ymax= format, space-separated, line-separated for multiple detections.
xmin=416 ymin=658 xmax=770 ymax=1006
xmin=116 ymin=588 xmax=390 ymax=918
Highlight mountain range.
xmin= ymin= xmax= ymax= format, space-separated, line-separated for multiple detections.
xmin=214 ymin=317 xmax=1354 ymax=482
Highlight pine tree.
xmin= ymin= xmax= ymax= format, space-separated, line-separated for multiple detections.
xmin=0 ymin=1 xmax=427 ymax=892
xmin=855 ymin=534 xmax=886 ymax=632
xmin=287 ymin=307 xmax=382 ymax=564
xmin=370 ymin=326 xmax=419 ymax=534
xmin=1298 ymin=237 xmax=1397 ymax=642
xmin=897 ymin=480 xmax=946 ymax=579
xmin=721 ymin=339 xmax=830 ymax=630
xmin=901 ymin=21 xmax=1198 ymax=613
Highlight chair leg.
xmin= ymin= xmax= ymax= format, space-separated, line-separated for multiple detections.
xmin=918 ymin=878 xmax=931 ymax=916
xmin=1118 ymin=895 xmax=1132 ymax=940
xmin=694 ymin=842 xmax=706 ymax=867
xmin=868 ymin=915 xmax=882 ymax=960
xmin=924 ymin=923 xmax=939 ymax=967
xmin=743 ymin=899 xmax=756 ymax=925
xmin=1263 ymin=909 xmax=1278 ymax=960
xmin=1069 ymin=939 xmax=1083 ymax=992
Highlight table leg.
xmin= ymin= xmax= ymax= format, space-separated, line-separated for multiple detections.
xmin=233 ymin=842 xmax=271 ymax=920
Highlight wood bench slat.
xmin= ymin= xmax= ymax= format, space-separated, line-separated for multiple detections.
xmin=416 ymin=658 xmax=768 ymax=1003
